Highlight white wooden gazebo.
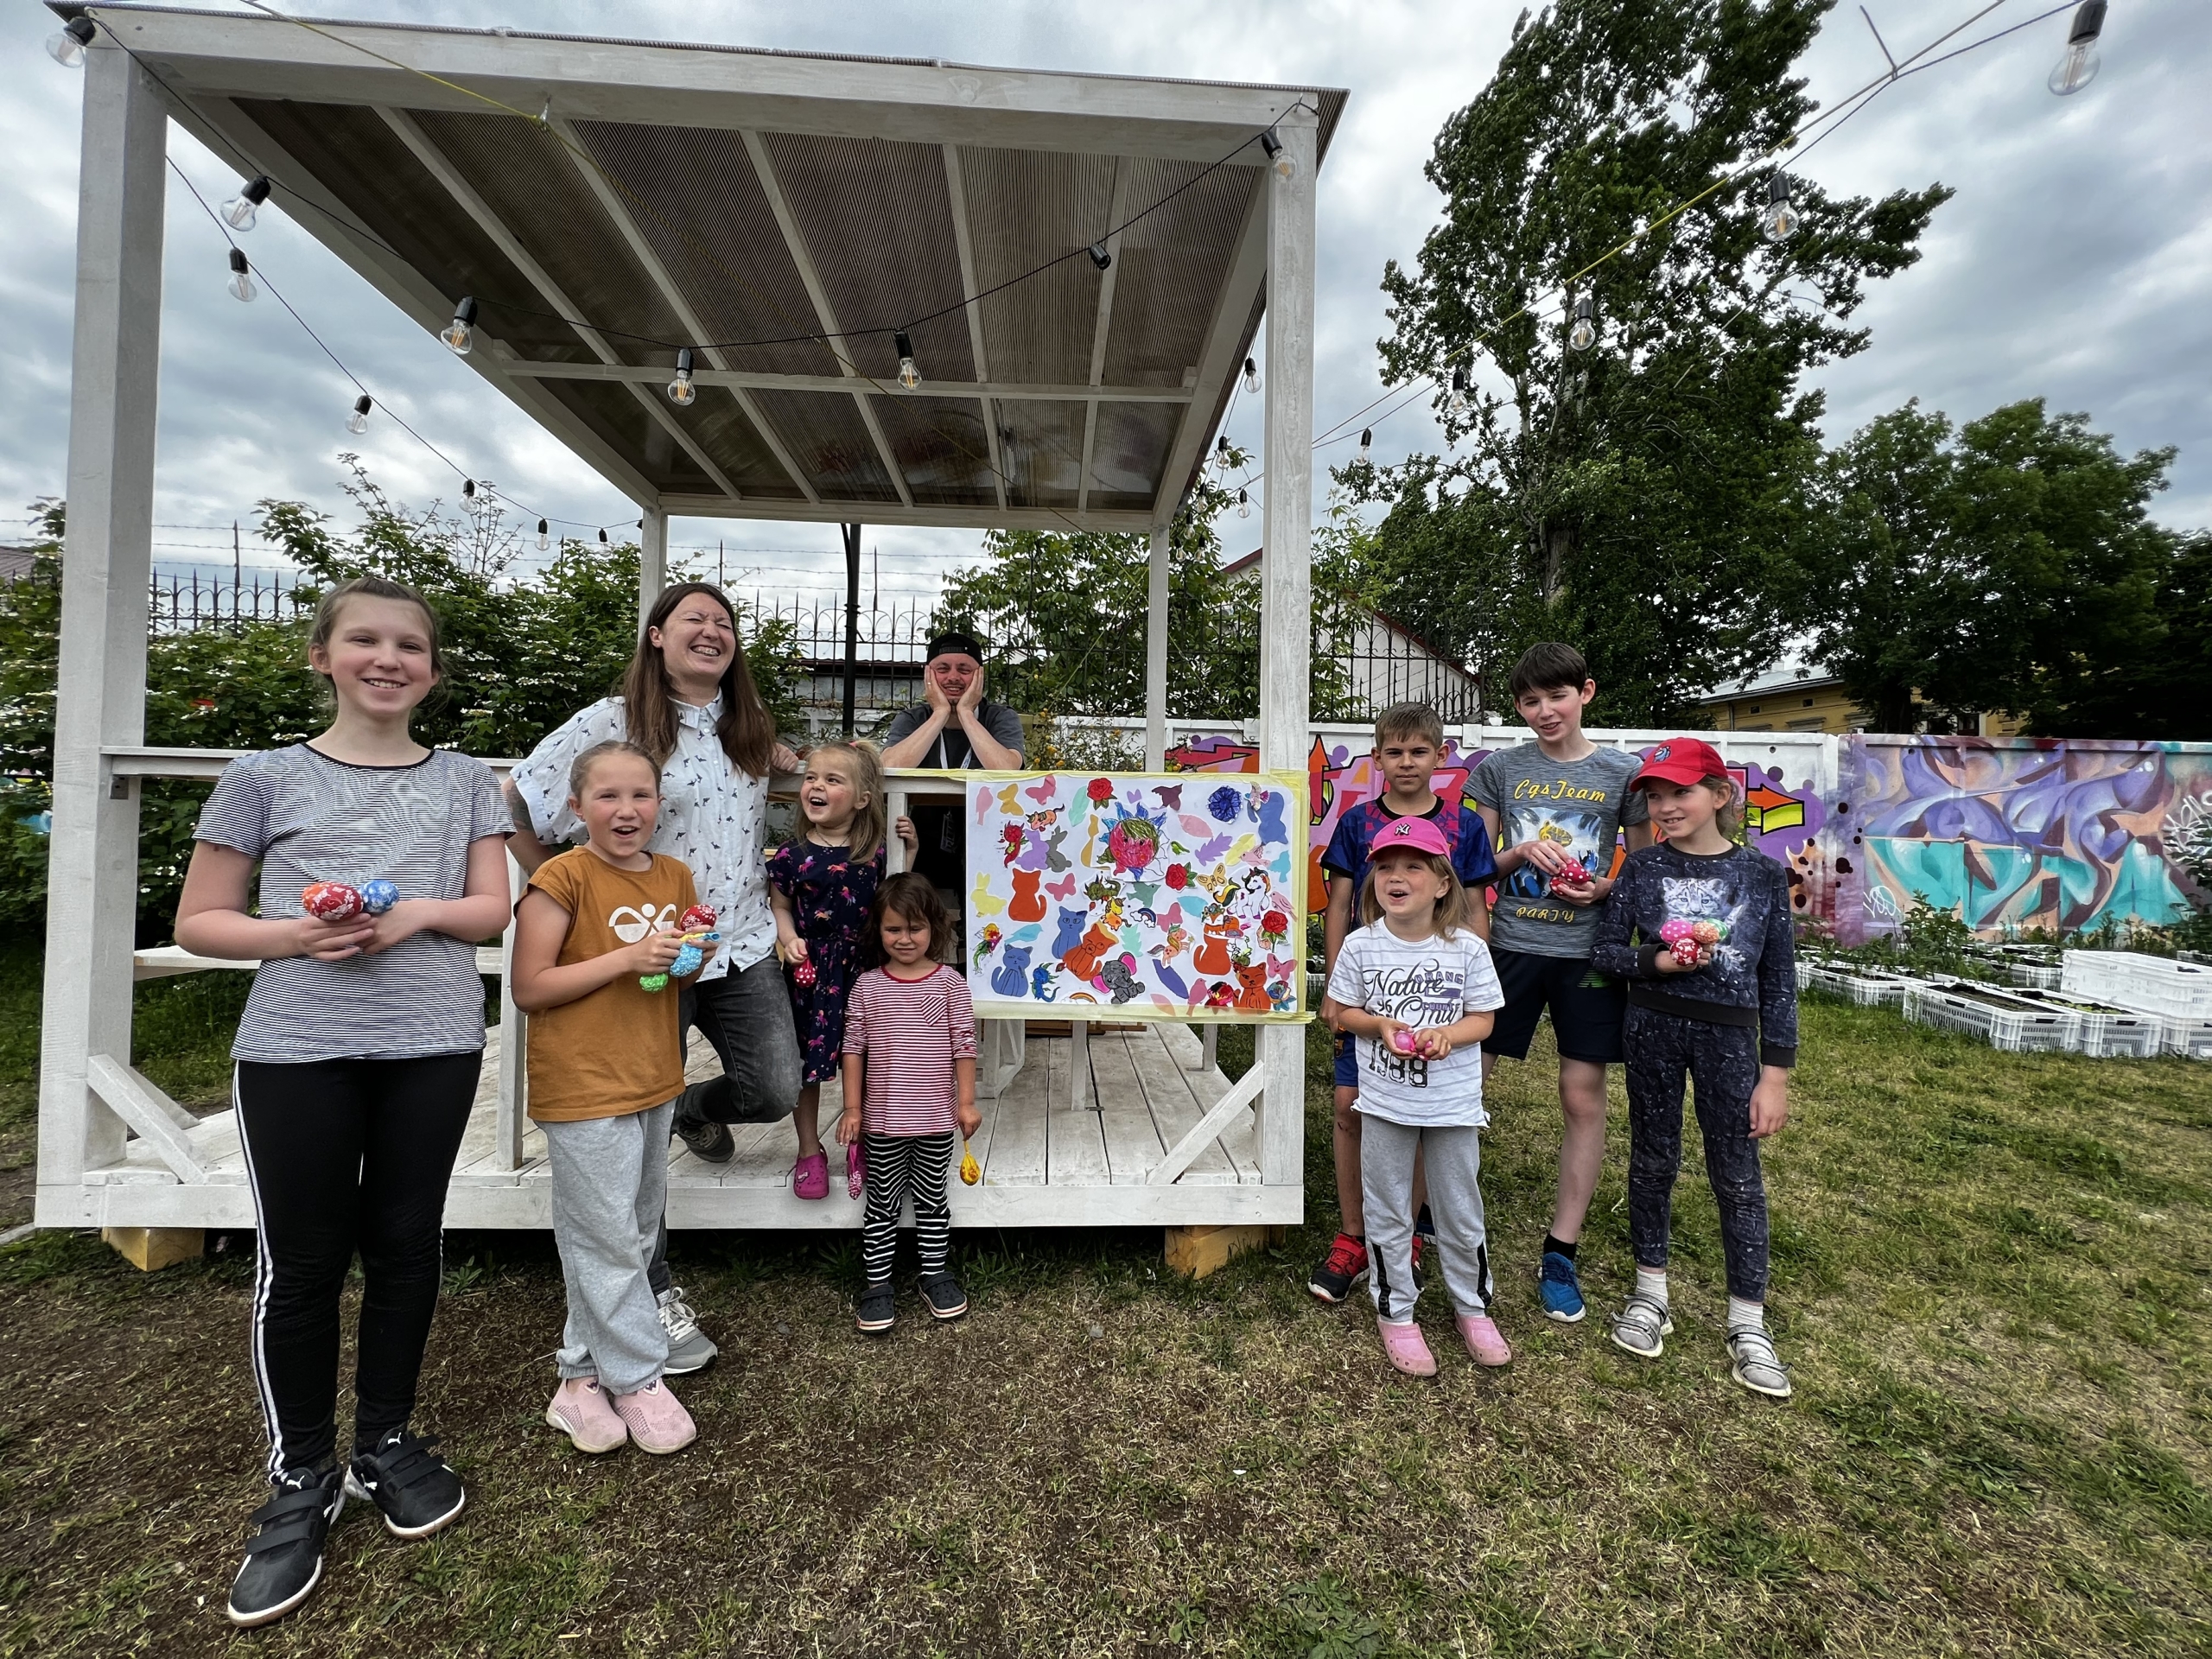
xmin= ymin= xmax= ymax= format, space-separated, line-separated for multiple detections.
xmin=36 ymin=4 xmax=1338 ymax=1261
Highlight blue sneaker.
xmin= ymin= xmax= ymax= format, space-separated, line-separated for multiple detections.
xmin=1538 ymin=1251 xmax=1586 ymax=1323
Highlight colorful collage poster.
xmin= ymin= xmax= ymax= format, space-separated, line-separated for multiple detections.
xmin=964 ymin=772 xmax=1307 ymax=1020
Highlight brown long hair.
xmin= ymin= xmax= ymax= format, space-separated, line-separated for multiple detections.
xmin=1357 ymin=850 xmax=1478 ymax=939
xmin=870 ymin=873 xmax=954 ymax=966
xmin=622 ymin=582 xmax=776 ymax=778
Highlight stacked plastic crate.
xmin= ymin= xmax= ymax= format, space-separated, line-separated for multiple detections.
xmin=1904 ymin=981 xmax=2081 ymax=1053
xmin=2060 ymin=952 xmax=2212 ymax=1058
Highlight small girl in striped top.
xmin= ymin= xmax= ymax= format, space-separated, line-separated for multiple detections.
xmin=838 ymin=873 xmax=979 ymax=1335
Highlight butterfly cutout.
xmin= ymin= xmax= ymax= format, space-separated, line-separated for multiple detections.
xmin=1153 ymin=784 xmax=1184 ymax=810
xmin=1024 ymin=778 xmax=1057 ymax=805
xmin=995 ymin=784 xmax=1021 ymax=816
xmin=1045 ymin=874 xmax=1079 ymax=902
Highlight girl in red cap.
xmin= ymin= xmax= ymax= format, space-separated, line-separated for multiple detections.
xmin=1590 ymin=737 xmax=1797 ymax=1399
xmin=1321 ymin=815 xmax=1510 ymax=1376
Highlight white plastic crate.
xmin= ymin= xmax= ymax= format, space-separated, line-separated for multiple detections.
xmin=1836 ymin=966 xmax=1929 ymax=1008
xmin=2061 ymin=951 xmax=2212 ymax=1022
xmin=1906 ymin=982 xmax=2079 ymax=1052
xmin=2163 ymin=1015 xmax=2212 ymax=1060
xmin=2015 ymin=991 xmax=2163 ymax=1059
xmin=2005 ymin=962 xmax=2063 ymax=991
xmin=1797 ymin=959 xmax=1856 ymax=1000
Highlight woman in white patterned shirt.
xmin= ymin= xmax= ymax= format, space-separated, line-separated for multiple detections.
xmin=507 ymin=582 xmax=802 ymax=1372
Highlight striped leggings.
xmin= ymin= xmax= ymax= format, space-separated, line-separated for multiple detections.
xmin=861 ymin=1131 xmax=956 ymax=1285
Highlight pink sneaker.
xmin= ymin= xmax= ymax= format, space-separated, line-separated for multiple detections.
xmin=1457 ymin=1313 xmax=1513 ymax=1367
xmin=610 ymin=1378 xmax=696 ymax=1455
xmin=846 ymin=1140 xmax=866 ymax=1200
xmin=792 ymin=1151 xmax=830 ymax=1201
xmin=544 ymin=1377 xmax=627 ymax=1454
xmin=1378 ymin=1319 xmax=1438 ymax=1377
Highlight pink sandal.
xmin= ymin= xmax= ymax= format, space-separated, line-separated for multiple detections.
xmin=846 ymin=1140 xmax=866 ymax=1200
xmin=792 ymin=1152 xmax=830 ymax=1201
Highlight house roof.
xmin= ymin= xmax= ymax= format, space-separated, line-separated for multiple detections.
xmin=1222 ymin=547 xmax=1478 ymax=683
xmin=1698 ymin=662 xmax=1844 ymax=703
xmin=70 ymin=3 xmax=1344 ymax=532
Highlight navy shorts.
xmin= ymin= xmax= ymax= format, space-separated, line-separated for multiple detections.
xmin=1485 ymin=945 xmax=1627 ymax=1065
xmin=1333 ymin=1027 xmax=1358 ymax=1089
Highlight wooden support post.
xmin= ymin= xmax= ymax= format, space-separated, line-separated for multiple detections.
xmin=103 ymin=1226 xmax=205 ymax=1272
xmin=1144 ymin=521 xmax=1170 ymax=769
xmin=886 ymin=786 xmax=909 ymax=874
xmin=1164 ymin=1224 xmax=1284 ymax=1281
xmin=1253 ymin=111 xmax=1318 ymax=1192
xmin=1069 ymin=1020 xmax=1090 ymax=1113
xmin=38 ymin=43 xmax=167 ymax=1212
xmin=495 ymin=853 xmax=527 ymax=1169
xmin=639 ymin=506 xmax=667 ymax=630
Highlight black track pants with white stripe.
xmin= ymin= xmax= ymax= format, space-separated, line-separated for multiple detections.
xmin=860 ymin=1131 xmax=957 ymax=1285
xmin=235 ymin=1052 xmax=478 ymax=1479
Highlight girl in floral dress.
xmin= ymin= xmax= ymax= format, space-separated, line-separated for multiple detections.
xmin=768 ymin=741 xmax=915 ymax=1198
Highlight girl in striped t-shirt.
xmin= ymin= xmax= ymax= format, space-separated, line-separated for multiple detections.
xmin=837 ymin=874 xmax=978 ymax=1334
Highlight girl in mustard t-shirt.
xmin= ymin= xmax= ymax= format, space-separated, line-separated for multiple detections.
xmin=512 ymin=740 xmax=708 ymax=1457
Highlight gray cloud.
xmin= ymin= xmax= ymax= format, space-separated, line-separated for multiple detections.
xmin=3 ymin=0 xmax=2202 ymax=598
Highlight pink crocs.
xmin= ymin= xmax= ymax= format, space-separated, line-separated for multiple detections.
xmin=1457 ymin=1313 xmax=1513 ymax=1367
xmin=792 ymin=1151 xmax=830 ymax=1201
xmin=1378 ymin=1319 xmax=1438 ymax=1377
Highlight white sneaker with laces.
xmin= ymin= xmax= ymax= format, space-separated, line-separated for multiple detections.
xmin=657 ymin=1287 xmax=719 ymax=1376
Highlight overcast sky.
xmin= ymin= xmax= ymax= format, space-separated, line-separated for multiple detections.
xmin=5 ymin=0 xmax=2206 ymax=605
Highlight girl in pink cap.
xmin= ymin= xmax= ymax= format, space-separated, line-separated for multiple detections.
xmin=1321 ymin=815 xmax=1510 ymax=1376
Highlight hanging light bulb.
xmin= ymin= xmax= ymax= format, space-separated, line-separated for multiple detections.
xmin=1358 ymin=428 xmax=1373 ymax=461
xmin=894 ymin=330 xmax=921 ymax=391
xmin=598 ymin=528 xmax=609 ymax=545
xmin=461 ymin=480 xmax=478 ymax=511
xmin=1087 ymin=242 xmax=1112 ymax=271
xmin=666 ymin=347 xmax=696 ymax=407
xmin=1243 ymin=357 xmax=1261 ymax=394
xmin=2049 ymin=0 xmax=2106 ymax=95
xmin=1236 ymin=488 xmax=1251 ymax=519
xmin=1759 ymin=173 xmax=1800 ymax=243
xmin=1258 ymin=128 xmax=1295 ymax=181
xmin=1213 ymin=435 xmax=1232 ymax=474
xmin=1446 ymin=366 xmax=1469 ymax=417
xmin=346 ymin=394 xmax=372 ymax=435
xmin=221 ymin=176 xmax=272 ymax=232
xmin=47 ymin=16 xmax=95 ymax=67
xmin=536 ymin=518 xmax=550 ymax=552
xmin=1568 ymin=295 xmax=1596 ymax=352
xmin=440 ymin=296 xmax=478 ymax=356
xmin=226 ymin=247 xmax=257 ymax=303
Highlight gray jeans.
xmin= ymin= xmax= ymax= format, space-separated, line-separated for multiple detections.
xmin=544 ymin=1099 xmax=675 ymax=1395
xmin=1360 ymin=1116 xmax=1494 ymax=1321
xmin=648 ymin=956 xmax=804 ymax=1296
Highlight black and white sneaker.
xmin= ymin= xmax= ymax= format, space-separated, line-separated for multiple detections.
xmin=226 ymin=1460 xmax=344 ymax=1628
xmin=918 ymin=1272 xmax=969 ymax=1322
xmin=346 ymin=1427 xmax=466 ymax=1541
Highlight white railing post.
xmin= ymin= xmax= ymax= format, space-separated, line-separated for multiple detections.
xmin=495 ymin=853 xmax=527 ymax=1168
xmin=1144 ymin=522 xmax=1170 ymax=770
xmin=37 ymin=42 xmax=167 ymax=1209
xmin=1252 ymin=110 xmax=1319 ymax=1192
xmin=639 ymin=505 xmax=666 ymax=631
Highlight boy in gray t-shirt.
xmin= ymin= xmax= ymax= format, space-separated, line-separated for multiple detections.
xmin=1468 ymin=644 xmax=1652 ymax=1324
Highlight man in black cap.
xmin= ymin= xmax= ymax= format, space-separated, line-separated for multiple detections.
xmin=880 ymin=631 xmax=1027 ymax=895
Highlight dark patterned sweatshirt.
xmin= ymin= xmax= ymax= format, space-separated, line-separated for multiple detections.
xmin=1590 ymin=842 xmax=1799 ymax=1067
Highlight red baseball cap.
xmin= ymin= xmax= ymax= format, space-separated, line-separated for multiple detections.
xmin=1630 ymin=736 xmax=1729 ymax=790
xmin=1370 ymin=814 xmax=1451 ymax=859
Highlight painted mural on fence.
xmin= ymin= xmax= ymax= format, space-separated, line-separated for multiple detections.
xmin=965 ymin=772 xmax=1306 ymax=1020
xmin=1836 ymin=737 xmax=2212 ymax=943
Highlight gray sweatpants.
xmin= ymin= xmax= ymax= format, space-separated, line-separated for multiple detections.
xmin=543 ymin=1099 xmax=675 ymax=1395
xmin=1360 ymin=1115 xmax=1494 ymax=1322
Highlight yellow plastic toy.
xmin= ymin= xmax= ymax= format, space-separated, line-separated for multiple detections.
xmin=959 ymin=1141 xmax=980 ymax=1185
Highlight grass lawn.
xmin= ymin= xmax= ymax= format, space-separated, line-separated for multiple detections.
xmin=1 ymin=950 xmax=2209 ymax=1656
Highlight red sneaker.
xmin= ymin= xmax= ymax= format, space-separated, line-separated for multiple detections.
xmin=1306 ymin=1232 xmax=1370 ymax=1304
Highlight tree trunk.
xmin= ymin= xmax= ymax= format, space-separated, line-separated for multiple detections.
xmin=1541 ymin=521 xmax=1579 ymax=608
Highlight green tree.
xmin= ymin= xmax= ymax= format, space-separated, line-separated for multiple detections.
xmin=1802 ymin=398 xmax=2176 ymax=735
xmin=1355 ymin=0 xmax=1948 ymax=723
xmin=931 ymin=452 xmax=1376 ymax=723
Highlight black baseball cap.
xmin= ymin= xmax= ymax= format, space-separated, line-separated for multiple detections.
xmin=925 ymin=630 xmax=984 ymax=664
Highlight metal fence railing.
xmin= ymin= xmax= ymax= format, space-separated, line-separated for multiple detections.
xmin=149 ymin=566 xmax=310 ymax=633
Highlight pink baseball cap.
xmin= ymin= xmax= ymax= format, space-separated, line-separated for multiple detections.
xmin=1370 ymin=814 xmax=1451 ymax=859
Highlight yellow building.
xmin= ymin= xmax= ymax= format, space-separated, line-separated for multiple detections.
xmin=1700 ymin=665 xmax=2024 ymax=736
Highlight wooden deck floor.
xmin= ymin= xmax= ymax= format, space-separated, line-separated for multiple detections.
xmin=59 ymin=1022 xmax=1298 ymax=1230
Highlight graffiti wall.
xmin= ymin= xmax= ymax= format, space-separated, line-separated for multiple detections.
xmin=1147 ymin=721 xmax=2209 ymax=942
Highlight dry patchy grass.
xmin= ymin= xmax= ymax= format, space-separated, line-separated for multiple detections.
xmin=1 ymin=998 xmax=2209 ymax=1656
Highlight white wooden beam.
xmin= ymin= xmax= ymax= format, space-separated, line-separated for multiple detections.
xmin=39 ymin=43 xmax=166 ymax=1205
xmin=376 ymin=105 xmax=749 ymax=506
xmin=494 ymin=360 xmax=1190 ymax=403
xmin=86 ymin=1058 xmax=206 ymax=1185
xmin=1150 ymin=175 xmax=1270 ymax=523
xmin=943 ymin=143 xmax=1008 ymax=511
xmin=741 ymin=129 xmax=914 ymax=507
xmin=1077 ymin=159 xmax=1132 ymax=519
xmin=1255 ymin=114 xmax=1319 ymax=1192
xmin=548 ymin=113 xmax=820 ymax=505
xmin=1144 ymin=523 xmax=1171 ymax=769
xmin=639 ymin=507 xmax=668 ymax=626
xmin=1147 ymin=1064 xmax=1264 ymax=1187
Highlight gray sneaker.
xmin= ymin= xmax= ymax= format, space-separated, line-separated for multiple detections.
xmin=657 ymin=1287 xmax=718 ymax=1375
xmin=1610 ymin=1292 xmax=1674 ymax=1359
xmin=1727 ymin=1326 xmax=1792 ymax=1399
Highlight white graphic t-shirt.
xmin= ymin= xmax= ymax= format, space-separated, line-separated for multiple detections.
xmin=1325 ymin=922 xmax=1506 ymax=1128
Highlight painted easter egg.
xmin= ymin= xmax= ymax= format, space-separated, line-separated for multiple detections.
xmin=1669 ymin=937 xmax=1703 ymax=967
xmin=1391 ymin=1028 xmax=1421 ymax=1054
xmin=302 ymin=881 xmax=364 ymax=922
xmin=1658 ymin=918 xmax=1693 ymax=945
xmin=680 ymin=904 xmax=718 ymax=931
xmin=359 ymin=879 xmax=400 ymax=915
xmin=792 ymin=957 xmax=817 ymax=989
xmin=1690 ymin=918 xmax=1725 ymax=946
